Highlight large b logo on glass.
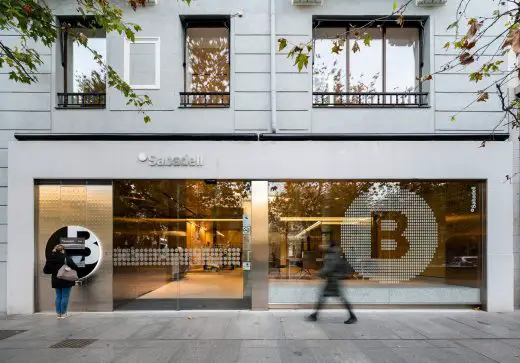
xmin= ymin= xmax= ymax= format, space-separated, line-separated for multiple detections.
xmin=45 ymin=226 xmax=102 ymax=280
xmin=341 ymin=189 xmax=438 ymax=283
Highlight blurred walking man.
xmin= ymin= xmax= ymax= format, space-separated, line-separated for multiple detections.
xmin=306 ymin=240 xmax=357 ymax=324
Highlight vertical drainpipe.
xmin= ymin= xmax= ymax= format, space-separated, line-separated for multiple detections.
xmin=270 ymin=0 xmax=277 ymax=133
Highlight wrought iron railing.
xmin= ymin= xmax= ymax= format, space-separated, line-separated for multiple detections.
xmin=57 ymin=93 xmax=106 ymax=108
xmin=313 ymin=92 xmax=428 ymax=107
xmin=180 ymin=92 xmax=230 ymax=108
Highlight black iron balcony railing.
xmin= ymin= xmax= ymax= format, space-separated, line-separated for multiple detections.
xmin=57 ymin=93 xmax=106 ymax=108
xmin=180 ymin=92 xmax=230 ymax=108
xmin=313 ymin=92 xmax=429 ymax=107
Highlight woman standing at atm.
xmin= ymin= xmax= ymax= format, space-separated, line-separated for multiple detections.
xmin=43 ymin=244 xmax=79 ymax=319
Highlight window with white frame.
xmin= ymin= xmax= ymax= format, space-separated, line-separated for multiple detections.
xmin=124 ymin=37 xmax=160 ymax=89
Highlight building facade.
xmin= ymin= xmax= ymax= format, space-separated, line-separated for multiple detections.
xmin=0 ymin=0 xmax=516 ymax=314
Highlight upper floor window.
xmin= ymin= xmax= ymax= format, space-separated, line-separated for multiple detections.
xmin=312 ymin=18 xmax=426 ymax=107
xmin=181 ymin=17 xmax=230 ymax=108
xmin=57 ymin=17 xmax=106 ymax=109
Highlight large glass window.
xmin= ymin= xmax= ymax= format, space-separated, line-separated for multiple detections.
xmin=182 ymin=19 xmax=230 ymax=107
xmin=313 ymin=21 xmax=424 ymax=107
xmin=113 ymin=180 xmax=251 ymax=310
xmin=268 ymin=181 xmax=485 ymax=306
xmin=57 ymin=18 xmax=106 ymax=108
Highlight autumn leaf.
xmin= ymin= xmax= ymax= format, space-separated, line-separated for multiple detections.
xmin=465 ymin=40 xmax=477 ymax=50
xmin=78 ymin=32 xmax=88 ymax=46
xmin=278 ymin=38 xmax=288 ymax=51
xmin=331 ymin=39 xmax=344 ymax=54
xmin=424 ymin=74 xmax=433 ymax=81
xmin=477 ymin=91 xmax=489 ymax=102
xmin=22 ymin=4 xmax=33 ymax=15
xmin=467 ymin=18 xmax=483 ymax=38
xmin=459 ymin=52 xmax=475 ymax=65
xmin=443 ymin=42 xmax=450 ymax=50
xmin=352 ymin=41 xmax=360 ymax=53
xmin=504 ymin=28 xmax=520 ymax=55
xmin=396 ymin=15 xmax=405 ymax=27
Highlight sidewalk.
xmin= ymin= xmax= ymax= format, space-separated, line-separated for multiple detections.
xmin=1 ymin=310 xmax=520 ymax=362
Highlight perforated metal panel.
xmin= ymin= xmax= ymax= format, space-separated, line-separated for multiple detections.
xmin=36 ymin=184 xmax=113 ymax=312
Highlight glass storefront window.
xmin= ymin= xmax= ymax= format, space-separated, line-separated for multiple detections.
xmin=268 ymin=181 xmax=485 ymax=305
xmin=113 ymin=180 xmax=251 ymax=310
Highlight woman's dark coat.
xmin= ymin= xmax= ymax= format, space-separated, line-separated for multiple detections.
xmin=43 ymin=252 xmax=78 ymax=289
xmin=319 ymin=246 xmax=343 ymax=297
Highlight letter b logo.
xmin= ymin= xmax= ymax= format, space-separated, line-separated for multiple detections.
xmin=341 ymin=189 xmax=439 ymax=283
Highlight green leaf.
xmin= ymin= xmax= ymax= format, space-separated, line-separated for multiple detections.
xmin=469 ymin=72 xmax=483 ymax=82
xmin=278 ymin=38 xmax=288 ymax=51
xmin=144 ymin=115 xmax=151 ymax=123
xmin=393 ymin=0 xmax=398 ymax=11
xmin=450 ymin=115 xmax=457 ymax=122
xmin=447 ymin=21 xmax=459 ymax=31
xmin=294 ymin=53 xmax=309 ymax=72
xmin=363 ymin=34 xmax=372 ymax=46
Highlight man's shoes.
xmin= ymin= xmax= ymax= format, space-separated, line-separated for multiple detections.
xmin=305 ymin=313 xmax=318 ymax=322
xmin=345 ymin=316 xmax=358 ymax=324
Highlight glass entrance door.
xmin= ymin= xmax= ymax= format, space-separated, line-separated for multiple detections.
xmin=112 ymin=180 xmax=252 ymax=310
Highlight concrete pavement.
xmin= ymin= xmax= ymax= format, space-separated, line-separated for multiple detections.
xmin=1 ymin=310 xmax=520 ymax=362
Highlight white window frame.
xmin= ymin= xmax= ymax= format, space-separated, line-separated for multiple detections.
xmin=124 ymin=37 xmax=160 ymax=90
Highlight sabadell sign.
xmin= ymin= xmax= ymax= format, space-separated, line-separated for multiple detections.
xmin=138 ymin=153 xmax=203 ymax=167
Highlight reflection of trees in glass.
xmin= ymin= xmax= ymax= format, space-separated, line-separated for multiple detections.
xmin=268 ymin=181 xmax=484 ymax=268
xmin=75 ymin=69 xmax=106 ymax=93
xmin=114 ymin=180 xmax=250 ymax=249
xmin=269 ymin=181 xmax=365 ymax=234
xmin=115 ymin=180 xmax=249 ymax=219
xmin=186 ymin=29 xmax=229 ymax=105
xmin=313 ymin=49 xmax=345 ymax=93
xmin=348 ymin=72 xmax=380 ymax=104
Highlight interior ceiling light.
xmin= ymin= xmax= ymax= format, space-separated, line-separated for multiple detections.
xmin=114 ymin=217 xmax=242 ymax=223
xmin=280 ymin=216 xmax=371 ymax=225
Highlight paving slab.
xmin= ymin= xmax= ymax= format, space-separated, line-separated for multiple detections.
xmin=455 ymin=339 xmax=520 ymax=363
xmin=0 ymin=310 xmax=519 ymax=363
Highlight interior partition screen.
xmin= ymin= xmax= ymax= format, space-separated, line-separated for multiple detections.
xmin=268 ymin=180 xmax=485 ymax=306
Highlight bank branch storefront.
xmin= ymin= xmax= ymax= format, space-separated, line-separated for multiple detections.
xmin=5 ymin=139 xmax=514 ymax=313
